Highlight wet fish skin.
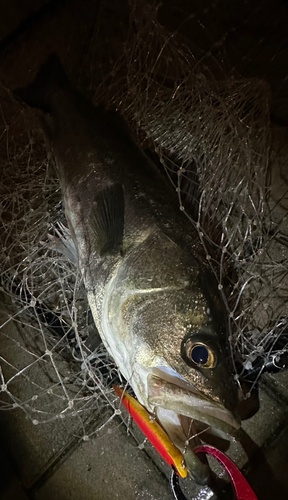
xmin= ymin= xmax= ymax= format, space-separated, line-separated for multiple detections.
xmin=14 ymin=55 xmax=239 ymax=480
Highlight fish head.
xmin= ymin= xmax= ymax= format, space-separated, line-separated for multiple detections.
xmin=127 ymin=281 xmax=240 ymax=481
xmin=106 ymin=231 xmax=240 ymax=479
xmin=131 ymin=282 xmax=239 ymax=431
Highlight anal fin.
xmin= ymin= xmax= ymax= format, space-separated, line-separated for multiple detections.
xmin=91 ymin=183 xmax=124 ymax=256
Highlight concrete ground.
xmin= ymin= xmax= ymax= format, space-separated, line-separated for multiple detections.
xmin=1 ymin=1 xmax=288 ymax=499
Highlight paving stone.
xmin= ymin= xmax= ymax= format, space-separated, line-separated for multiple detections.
xmin=35 ymin=417 xmax=172 ymax=500
xmin=0 ymin=445 xmax=30 ymax=500
xmin=264 ymin=370 xmax=288 ymax=406
xmin=245 ymin=422 xmax=288 ymax=500
xmin=0 ymin=304 xmax=107 ymax=489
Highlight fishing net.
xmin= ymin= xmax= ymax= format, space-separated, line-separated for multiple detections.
xmin=93 ymin=0 xmax=288 ymax=389
xmin=0 ymin=91 xmax=120 ymax=428
xmin=0 ymin=0 xmax=288 ymax=487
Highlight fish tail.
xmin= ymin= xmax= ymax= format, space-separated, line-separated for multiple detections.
xmin=13 ymin=54 xmax=69 ymax=113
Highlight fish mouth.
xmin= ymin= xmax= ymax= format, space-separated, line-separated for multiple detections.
xmin=146 ymin=370 xmax=240 ymax=483
xmin=147 ymin=367 xmax=241 ymax=485
xmin=147 ymin=370 xmax=241 ymax=438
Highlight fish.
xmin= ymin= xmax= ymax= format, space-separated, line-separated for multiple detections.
xmin=14 ymin=54 xmax=240 ymax=484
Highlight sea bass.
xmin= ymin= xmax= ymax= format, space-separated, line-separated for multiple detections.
xmin=15 ymin=55 xmax=240 ymax=484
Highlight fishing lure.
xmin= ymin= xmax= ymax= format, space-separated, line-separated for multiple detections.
xmin=113 ymin=385 xmax=187 ymax=478
xmin=114 ymin=386 xmax=259 ymax=500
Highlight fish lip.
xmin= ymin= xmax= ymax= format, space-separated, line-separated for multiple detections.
xmin=147 ymin=371 xmax=241 ymax=433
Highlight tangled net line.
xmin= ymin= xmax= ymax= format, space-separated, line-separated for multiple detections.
xmin=0 ymin=90 xmax=121 ymax=432
xmin=0 ymin=0 xmax=288 ymax=431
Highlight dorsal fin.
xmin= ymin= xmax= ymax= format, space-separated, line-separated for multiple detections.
xmin=13 ymin=54 xmax=69 ymax=113
xmin=90 ymin=183 xmax=124 ymax=256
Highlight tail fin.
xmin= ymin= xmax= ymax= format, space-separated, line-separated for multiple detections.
xmin=14 ymin=54 xmax=69 ymax=113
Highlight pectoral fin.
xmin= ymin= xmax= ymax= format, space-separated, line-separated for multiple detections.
xmin=91 ymin=183 xmax=124 ymax=256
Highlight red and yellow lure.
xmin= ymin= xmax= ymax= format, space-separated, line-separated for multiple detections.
xmin=114 ymin=386 xmax=259 ymax=500
xmin=113 ymin=385 xmax=187 ymax=478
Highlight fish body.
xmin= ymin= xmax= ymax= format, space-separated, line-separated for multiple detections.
xmin=15 ymin=55 xmax=240 ymax=483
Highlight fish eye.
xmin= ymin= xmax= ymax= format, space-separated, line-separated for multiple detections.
xmin=185 ymin=341 xmax=216 ymax=368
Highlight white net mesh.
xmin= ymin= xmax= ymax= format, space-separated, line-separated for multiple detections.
xmin=93 ymin=0 xmax=288 ymax=389
xmin=0 ymin=0 xmax=288 ymax=463
xmin=0 ymin=91 xmax=120 ymax=432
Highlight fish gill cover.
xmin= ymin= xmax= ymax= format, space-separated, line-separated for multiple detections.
xmin=0 ymin=0 xmax=287 ymax=482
